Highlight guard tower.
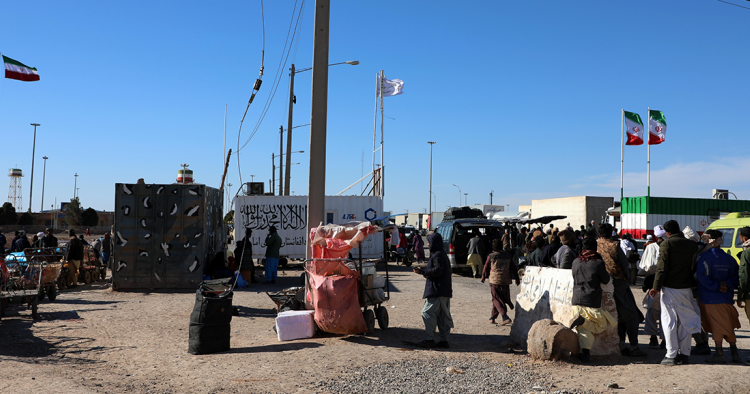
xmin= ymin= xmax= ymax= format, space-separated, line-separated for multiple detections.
xmin=8 ymin=168 xmax=23 ymax=211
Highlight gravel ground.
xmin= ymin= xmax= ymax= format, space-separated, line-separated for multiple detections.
xmin=316 ymin=357 xmax=600 ymax=394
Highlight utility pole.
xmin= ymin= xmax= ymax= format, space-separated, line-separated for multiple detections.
xmin=271 ymin=153 xmax=276 ymax=195
xmin=29 ymin=123 xmax=40 ymax=212
xmin=428 ymin=141 xmax=435 ymax=228
xmin=74 ymin=173 xmax=78 ymax=199
xmin=279 ymin=126 xmax=284 ymax=196
xmin=41 ymin=156 xmax=48 ymax=212
xmin=285 ymin=64 xmax=296 ymax=196
xmin=490 ymin=190 xmax=493 ymax=205
xmin=306 ymin=0 xmax=330 ymax=260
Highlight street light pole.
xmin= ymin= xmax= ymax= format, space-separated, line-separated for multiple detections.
xmin=428 ymin=141 xmax=435 ymax=228
xmin=271 ymin=153 xmax=276 ymax=195
xmin=306 ymin=0 xmax=330 ymax=260
xmin=74 ymin=173 xmax=78 ymax=200
xmin=452 ymin=184 xmax=461 ymax=207
xmin=29 ymin=123 xmax=40 ymax=212
xmin=279 ymin=126 xmax=284 ymax=196
xmin=41 ymin=156 xmax=48 ymax=212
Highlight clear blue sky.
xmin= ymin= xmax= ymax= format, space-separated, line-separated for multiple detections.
xmin=1 ymin=0 xmax=749 ymax=216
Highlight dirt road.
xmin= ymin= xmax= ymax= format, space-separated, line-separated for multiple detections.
xmin=1 ymin=261 xmax=749 ymax=394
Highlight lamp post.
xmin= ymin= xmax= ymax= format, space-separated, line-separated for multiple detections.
xmin=452 ymin=184 xmax=461 ymax=207
xmin=41 ymin=156 xmax=48 ymax=212
xmin=287 ymin=60 xmax=358 ymax=196
xmin=427 ymin=141 xmax=435 ymax=227
xmin=74 ymin=173 xmax=78 ymax=200
xmin=29 ymin=123 xmax=40 ymax=212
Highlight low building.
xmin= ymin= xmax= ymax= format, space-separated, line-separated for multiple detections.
xmin=524 ymin=196 xmax=614 ymax=231
xmin=469 ymin=204 xmax=505 ymax=218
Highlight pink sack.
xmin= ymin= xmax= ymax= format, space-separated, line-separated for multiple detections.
xmin=305 ymin=260 xmax=368 ymax=334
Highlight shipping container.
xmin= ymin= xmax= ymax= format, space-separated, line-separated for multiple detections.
xmin=112 ymin=183 xmax=224 ymax=290
xmin=620 ymin=196 xmax=750 ymax=238
xmin=234 ymin=195 xmax=384 ymax=260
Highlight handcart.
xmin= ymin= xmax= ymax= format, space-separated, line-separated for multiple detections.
xmin=0 ymin=254 xmax=48 ymax=320
xmin=58 ymin=244 xmax=106 ymax=288
xmin=350 ymin=247 xmax=391 ymax=332
xmin=22 ymin=248 xmax=63 ymax=301
xmin=265 ymin=287 xmax=304 ymax=312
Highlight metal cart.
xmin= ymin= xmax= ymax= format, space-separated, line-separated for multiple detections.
xmin=0 ymin=255 xmax=48 ymax=320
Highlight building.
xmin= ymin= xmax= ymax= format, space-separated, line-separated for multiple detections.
xmin=523 ymin=196 xmax=614 ymax=231
xmin=469 ymin=204 xmax=505 ymax=218
xmin=620 ymin=196 xmax=750 ymax=238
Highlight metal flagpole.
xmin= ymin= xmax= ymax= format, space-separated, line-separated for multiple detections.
xmin=380 ymin=70 xmax=385 ymax=196
xmin=620 ymin=109 xmax=624 ymax=203
xmin=647 ymin=107 xmax=651 ymax=198
xmin=372 ymin=72 xmax=378 ymax=195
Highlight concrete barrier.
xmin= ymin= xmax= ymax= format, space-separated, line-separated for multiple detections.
xmin=510 ymin=266 xmax=619 ymax=356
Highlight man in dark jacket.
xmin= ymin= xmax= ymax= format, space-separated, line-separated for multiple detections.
xmin=13 ymin=230 xmax=31 ymax=252
xmin=264 ymin=226 xmax=282 ymax=284
xmin=649 ymin=220 xmax=701 ymax=365
xmin=41 ymin=228 xmax=58 ymax=249
xmin=541 ymin=235 xmax=562 ymax=267
xmin=570 ymin=237 xmax=616 ymax=362
xmin=66 ymin=229 xmax=84 ymax=288
xmin=235 ymin=228 xmax=255 ymax=284
xmin=413 ymin=232 xmax=453 ymax=349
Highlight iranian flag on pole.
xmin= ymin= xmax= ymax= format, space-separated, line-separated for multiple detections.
xmin=624 ymin=110 xmax=644 ymax=145
xmin=3 ymin=55 xmax=40 ymax=82
xmin=649 ymin=110 xmax=666 ymax=145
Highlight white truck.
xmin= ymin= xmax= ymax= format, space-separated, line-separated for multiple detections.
xmin=234 ymin=195 xmax=384 ymax=263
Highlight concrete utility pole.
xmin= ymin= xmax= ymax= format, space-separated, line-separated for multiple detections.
xmin=490 ymin=190 xmax=493 ymax=205
xmin=74 ymin=173 xmax=78 ymax=199
xmin=41 ymin=156 xmax=48 ymax=212
xmin=306 ymin=0 xmax=330 ymax=260
xmin=285 ymin=64 xmax=296 ymax=196
xmin=428 ymin=141 xmax=435 ymax=227
xmin=279 ymin=126 xmax=284 ymax=196
xmin=271 ymin=153 xmax=276 ymax=195
xmin=29 ymin=123 xmax=40 ymax=212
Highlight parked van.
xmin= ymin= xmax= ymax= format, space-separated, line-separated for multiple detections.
xmin=434 ymin=219 xmax=505 ymax=269
xmin=705 ymin=212 xmax=750 ymax=260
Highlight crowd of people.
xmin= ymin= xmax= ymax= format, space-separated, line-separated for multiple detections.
xmin=411 ymin=219 xmax=750 ymax=366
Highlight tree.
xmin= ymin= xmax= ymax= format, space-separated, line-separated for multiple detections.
xmin=223 ymin=210 xmax=234 ymax=225
xmin=81 ymin=208 xmax=99 ymax=227
xmin=0 ymin=202 xmax=18 ymax=225
xmin=17 ymin=212 xmax=33 ymax=225
xmin=64 ymin=198 xmax=83 ymax=227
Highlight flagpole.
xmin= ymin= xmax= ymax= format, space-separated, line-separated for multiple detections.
xmin=379 ymin=70 xmax=385 ymax=197
xmin=620 ymin=109 xmax=624 ymax=203
xmin=647 ymin=107 xmax=651 ymax=198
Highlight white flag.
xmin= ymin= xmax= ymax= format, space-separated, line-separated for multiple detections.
xmin=377 ymin=75 xmax=404 ymax=97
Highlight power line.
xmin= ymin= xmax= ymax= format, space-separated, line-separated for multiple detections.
xmin=717 ymin=0 xmax=750 ymax=10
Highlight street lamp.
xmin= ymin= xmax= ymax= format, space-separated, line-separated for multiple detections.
xmin=452 ymin=184 xmax=461 ymax=207
xmin=74 ymin=173 xmax=78 ymax=200
xmin=288 ymin=60 xmax=358 ymax=196
xmin=427 ymin=141 xmax=436 ymax=227
xmin=29 ymin=123 xmax=40 ymax=212
xmin=41 ymin=156 xmax=48 ymax=212
xmin=273 ymin=151 xmax=305 ymax=195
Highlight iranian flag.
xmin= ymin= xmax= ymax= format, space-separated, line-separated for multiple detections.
xmin=624 ymin=110 xmax=644 ymax=145
xmin=3 ymin=55 xmax=40 ymax=82
xmin=649 ymin=110 xmax=667 ymax=145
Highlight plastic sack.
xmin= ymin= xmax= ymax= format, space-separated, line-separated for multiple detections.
xmin=305 ymin=259 xmax=368 ymax=334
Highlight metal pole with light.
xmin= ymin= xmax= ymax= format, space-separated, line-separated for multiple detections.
xmin=41 ymin=156 xmax=48 ymax=212
xmin=427 ymin=141 xmax=435 ymax=229
xmin=29 ymin=123 xmax=40 ymax=212
xmin=306 ymin=0 xmax=330 ymax=260
xmin=74 ymin=173 xmax=78 ymax=199
xmin=286 ymin=60 xmax=358 ymax=196
xmin=452 ymin=184 xmax=461 ymax=207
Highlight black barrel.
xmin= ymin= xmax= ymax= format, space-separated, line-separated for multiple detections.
xmin=188 ymin=285 xmax=233 ymax=355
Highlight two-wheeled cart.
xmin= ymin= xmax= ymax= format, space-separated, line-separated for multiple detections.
xmin=349 ymin=247 xmax=391 ymax=332
xmin=0 ymin=255 xmax=49 ymax=320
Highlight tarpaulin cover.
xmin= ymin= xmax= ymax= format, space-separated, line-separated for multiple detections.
xmin=310 ymin=222 xmax=379 ymax=259
xmin=305 ymin=259 xmax=368 ymax=334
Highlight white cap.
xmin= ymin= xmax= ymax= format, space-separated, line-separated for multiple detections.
xmin=647 ymin=234 xmax=653 ymax=241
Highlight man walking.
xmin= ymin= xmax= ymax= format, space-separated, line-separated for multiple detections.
xmin=66 ymin=229 xmax=84 ymax=288
xmin=650 ymin=220 xmax=701 ymax=365
xmin=101 ymin=232 xmax=113 ymax=272
xmin=481 ymin=239 xmax=520 ymax=325
xmin=466 ymin=230 xmax=485 ymax=278
xmin=413 ymin=232 xmax=453 ymax=348
xmin=235 ymin=228 xmax=255 ymax=284
xmin=264 ymin=226 xmax=282 ymax=284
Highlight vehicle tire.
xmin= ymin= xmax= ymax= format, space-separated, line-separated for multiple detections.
xmin=31 ymin=296 xmax=38 ymax=319
xmin=84 ymin=271 xmax=92 ymax=284
xmin=363 ymin=309 xmax=376 ymax=334
xmin=279 ymin=257 xmax=288 ymax=268
xmin=37 ymin=286 xmax=46 ymax=302
xmin=47 ymin=285 xmax=57 ymax=302
xmin=376 ymin=306 xmax=389 ymax=330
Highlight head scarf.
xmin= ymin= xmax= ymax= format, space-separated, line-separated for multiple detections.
xmin=653 ymin=225 xmax=667 ymax=240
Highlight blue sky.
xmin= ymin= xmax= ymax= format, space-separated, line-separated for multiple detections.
xmin=1 ymin=0 xmax=749 ymax=216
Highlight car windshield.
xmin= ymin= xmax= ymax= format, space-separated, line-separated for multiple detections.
xmin=715 ymin=228 xmax=735 ymax=248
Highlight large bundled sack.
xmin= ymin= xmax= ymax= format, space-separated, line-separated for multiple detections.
xmin=188 ymin=286 xmax=233 ymax=355
xmin=305 ymin=259 xmax=368 ymax=334
xmin=310 ymin=222 xmax=379 ymax=259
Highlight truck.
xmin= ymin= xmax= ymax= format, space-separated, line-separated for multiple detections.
xmin=234 ymin=195 xmax=384 ymax=263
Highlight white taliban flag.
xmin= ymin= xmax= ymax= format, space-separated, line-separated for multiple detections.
xmin=377 ymin=75 xmax=404 ymax=97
